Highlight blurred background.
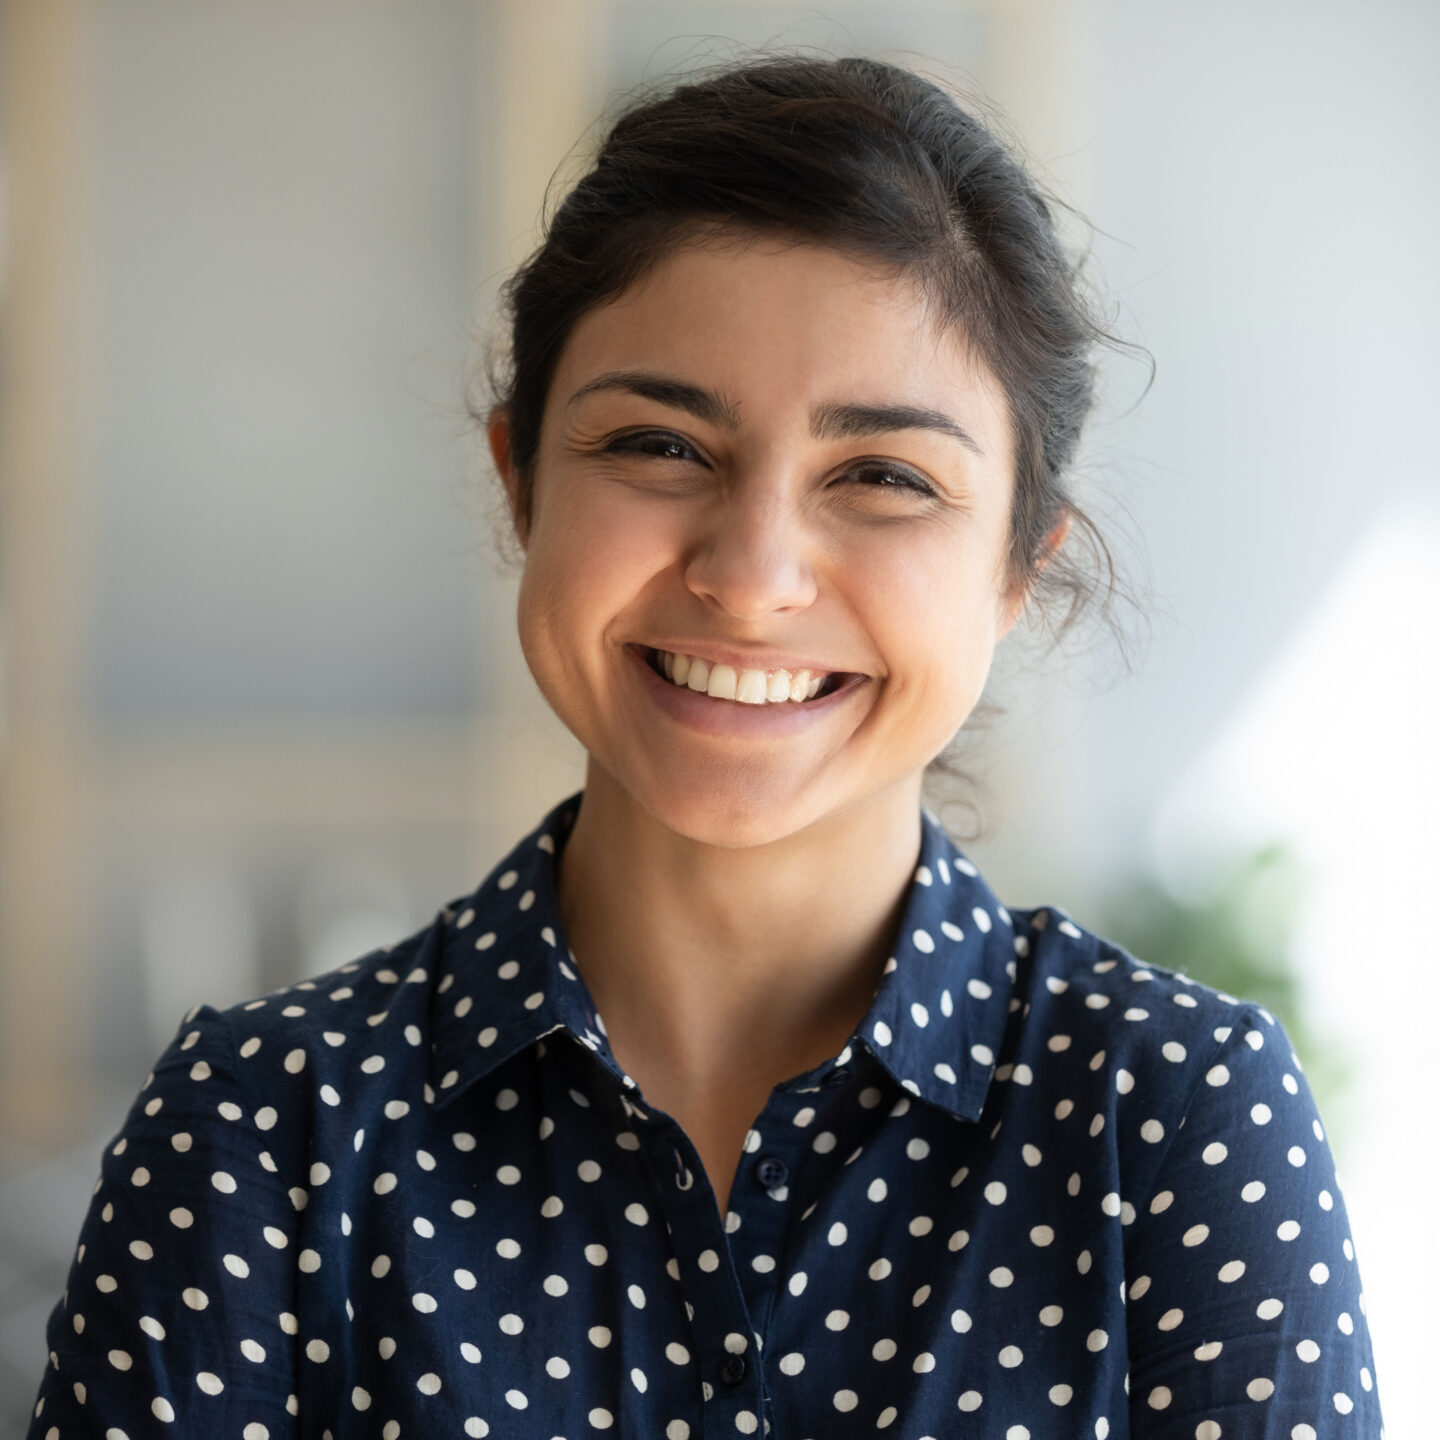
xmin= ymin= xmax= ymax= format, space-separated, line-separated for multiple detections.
xmin=1 ymin=0 xmax=1434 ymax=1433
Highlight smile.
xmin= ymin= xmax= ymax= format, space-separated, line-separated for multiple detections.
xmin=624 ymin=643 xmax=867 ymax=738
xmin=645 ymin=646 xmax=847 ymax=705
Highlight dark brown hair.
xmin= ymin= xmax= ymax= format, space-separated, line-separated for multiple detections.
xmin=472 ymin=52 xmax=1148 ymax=834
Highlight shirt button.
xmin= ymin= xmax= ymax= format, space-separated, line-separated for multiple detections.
xmin=721 ymin=1354 xmax=747 ymax=1386
xmin=756 ymin=1156 xmax=788 ymax=1189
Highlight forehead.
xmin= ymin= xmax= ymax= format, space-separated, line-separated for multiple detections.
xmin=551 ymin=233 xmax=1006 ymax=437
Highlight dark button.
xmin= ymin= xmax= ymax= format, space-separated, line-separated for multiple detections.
xmin=756 ymin=1156 xmax=788 ymax=1189
xmin=823 ymin=1065 xmax=849 ymax=1088
xmin=720 ymin=1354 xmax=747 ymax=1386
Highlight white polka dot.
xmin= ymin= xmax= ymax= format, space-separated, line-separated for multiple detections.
xmin=1247 ymin=1377 xmax=1275 ymax=1401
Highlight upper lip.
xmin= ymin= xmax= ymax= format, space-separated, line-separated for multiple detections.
xmin=636 ymin=641 xmax=863 ymax=678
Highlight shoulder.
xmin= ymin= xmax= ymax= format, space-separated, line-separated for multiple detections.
xmin=1013 ymin=900 xmax=1282 ymax=1048
xmin=1001 ymin=900 xmax=1300 ymax=1131
xmin=205 ymin=919 xmax=441 ymax=1062
xmin=140 ymin=909 xmax=453 ymax=1177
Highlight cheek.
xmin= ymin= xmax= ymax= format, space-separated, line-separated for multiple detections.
xmin=867 ymin=545 xmax=1003 ymax=707
xmin=517 ymin=480 xmax=669 ymax=649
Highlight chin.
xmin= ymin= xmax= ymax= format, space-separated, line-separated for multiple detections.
xmin=625 ymin=761 xmax=840 ymax=852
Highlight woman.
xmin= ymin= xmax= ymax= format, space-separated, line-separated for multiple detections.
xmin=28 ymin=54 xmax=1382 ymax=1438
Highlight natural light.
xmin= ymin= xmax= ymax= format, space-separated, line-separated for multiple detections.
xmin=1149 ymin=482 xmax=1439 ymax=1434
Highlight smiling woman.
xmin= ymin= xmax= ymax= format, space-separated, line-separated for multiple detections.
xmin=26 ymin=50 xmax=1383 ymax=1440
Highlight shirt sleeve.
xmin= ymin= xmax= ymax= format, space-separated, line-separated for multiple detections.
xmin=1123 ymin=1002 xmax=1384 ymax=1437
xmin=25 ymin=1002 xmax=300 ymax=1439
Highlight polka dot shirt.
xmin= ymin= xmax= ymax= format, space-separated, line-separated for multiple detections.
xmin=28 ymin=789 xmax=1384 ymax=1439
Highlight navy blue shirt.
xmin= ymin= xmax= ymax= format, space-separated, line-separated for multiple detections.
xmin=28 ymin=789 xmax=1384 ymax=1438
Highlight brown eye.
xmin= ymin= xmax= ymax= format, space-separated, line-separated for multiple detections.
xmin=850 ymin=463 xmax=936 ymax=497
xmin=605 ymin=431 xmax=698 ymax=462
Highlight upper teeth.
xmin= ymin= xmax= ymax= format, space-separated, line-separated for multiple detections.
xmin=656 ymin=649 xmax=831 ymax=704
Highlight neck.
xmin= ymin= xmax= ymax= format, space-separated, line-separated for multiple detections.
xmin=554 ymin=761 xmax=926 ymax=1105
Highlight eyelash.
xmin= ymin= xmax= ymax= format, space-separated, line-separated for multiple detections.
xmin=603 ymin=430 xmax=938 ymax=498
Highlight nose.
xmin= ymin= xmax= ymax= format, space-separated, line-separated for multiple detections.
xmin=682 ymin=483 xmax=819 ymax=622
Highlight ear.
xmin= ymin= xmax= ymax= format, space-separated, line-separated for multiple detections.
xmin=487 ymin=407 xmax=528 ymax=549
xmin=996 ymin=513 xmax=1071 ymax=640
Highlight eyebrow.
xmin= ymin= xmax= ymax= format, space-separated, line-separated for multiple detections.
xmin=566 ymin=369 xmax=984 ymax=457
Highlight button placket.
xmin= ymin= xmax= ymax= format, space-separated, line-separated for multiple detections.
xmin=722 ymin=1093 xmax=819 ymax=1390
xmin=641 ymin=1117 xmax=766 ymax=1428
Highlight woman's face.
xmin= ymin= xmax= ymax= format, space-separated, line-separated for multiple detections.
xmin=491 ymin=233 xmax=1038 ymax=849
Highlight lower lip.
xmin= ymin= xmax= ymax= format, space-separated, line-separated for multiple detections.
xmin=624 ymin=644 xmax=868 ymax=738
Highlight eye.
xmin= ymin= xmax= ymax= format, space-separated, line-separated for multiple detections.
xmin=603 ymin=430 xmax=701 ymax=462
xmin=848 ymin=462 xmax=937 ymax=498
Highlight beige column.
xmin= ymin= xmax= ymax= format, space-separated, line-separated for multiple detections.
xmin=0 ymin=0 xmax=98 ymax=1146
xmin=467 ymin=0 xmax=613 ymax=869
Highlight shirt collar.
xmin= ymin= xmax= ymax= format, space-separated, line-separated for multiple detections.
xmin=429 ymin=789 xmax=1018 ymax=1122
